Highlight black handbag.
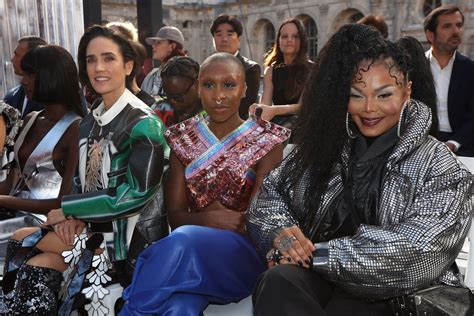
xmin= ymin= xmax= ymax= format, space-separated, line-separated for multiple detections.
xmin=388 ymin=285 xmax=474 ymax=315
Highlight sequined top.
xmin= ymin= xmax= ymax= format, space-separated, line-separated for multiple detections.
xmin=247 ymin=99 xmax=473 ymax=299
xmin=165 ymin=114 xmax=291 ymax=212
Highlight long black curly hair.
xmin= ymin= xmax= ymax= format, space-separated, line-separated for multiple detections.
xmin=396 ymin=36 xmax=438 ymax=137
xmin=278 ymin=24 xmax=411 ymax=233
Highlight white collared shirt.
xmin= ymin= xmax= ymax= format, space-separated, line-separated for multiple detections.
xmin=426 ymin=48 xmax=456 ymax=133
xmin=21 ymin=96 xmax=28 ymax=116
xmin=426 ymin=48 xmax=461 ymax=151
xmin=92 ymin=89 xmax=147 ymax=126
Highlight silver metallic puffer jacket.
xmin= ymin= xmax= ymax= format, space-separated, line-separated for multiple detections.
xmin=247 ymin=100 xmax=473 ymax=300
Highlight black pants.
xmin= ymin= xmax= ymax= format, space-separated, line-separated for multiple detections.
xmin=253 ymin=265 xmax=392 ymax=316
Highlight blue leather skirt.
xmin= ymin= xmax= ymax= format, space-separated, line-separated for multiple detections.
xmin=120 ymin=225 xmax=265 ymax=315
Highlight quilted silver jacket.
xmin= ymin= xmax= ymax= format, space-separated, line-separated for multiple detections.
xmin=247 ymin=100 xmax=473 ymax=300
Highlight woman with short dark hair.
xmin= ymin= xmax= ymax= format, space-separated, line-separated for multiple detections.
xmin=0 ymin=26 xmax=165 ymax=315
xmin=0 ymin=43 xmax=84 ymax=314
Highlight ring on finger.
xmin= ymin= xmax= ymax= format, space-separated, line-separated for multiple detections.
xmin=277 ymin=235 xmax=297 ymax=252
xmin=266 ymin=248 xmax=284 ymax=264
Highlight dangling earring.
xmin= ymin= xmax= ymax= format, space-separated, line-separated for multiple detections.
xmin=397 ymin=99 xmax=410 ymax=138
xmin=346 ymin=112 xmax=357 ymax=139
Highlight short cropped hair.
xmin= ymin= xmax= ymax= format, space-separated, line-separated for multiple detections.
xmin=201 ymin=52 xmax=245 ymax=76
xmin=210 ymin=14 xmax=243 ymax=37
xmin=423 ymin=5 xmax=464 ymax=33
xmin=18 ymin=36 xmax=47 ymax=50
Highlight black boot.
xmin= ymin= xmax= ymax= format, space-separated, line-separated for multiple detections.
xmin=2 ymin=239 xmax=22 ymax=294
xmin=2 ymin=239 xmax=41 ymax=294
xmin=3 ymin=264 xmax=63 ymax=315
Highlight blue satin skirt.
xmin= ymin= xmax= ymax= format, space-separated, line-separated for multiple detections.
xmin=120 ymin=225 xmax=265 ymax=316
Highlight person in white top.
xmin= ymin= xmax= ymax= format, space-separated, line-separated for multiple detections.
xmin=424 ymin=4 xmax=474 ymax=157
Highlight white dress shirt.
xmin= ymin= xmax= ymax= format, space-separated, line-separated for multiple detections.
xmin=425 ymin=48 xmax=460 ymax=150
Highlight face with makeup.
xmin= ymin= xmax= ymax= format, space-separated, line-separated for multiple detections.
xmin=85 ymin=36 xmax=133 ymax=107
xmin=348 ymin=58 xmax=412 ymax=138
xmin=198 ymin=60 xmax=246 ymax=125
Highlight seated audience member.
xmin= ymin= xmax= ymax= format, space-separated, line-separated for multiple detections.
xmin=356 ymin=14 xmax=389 ymax=38
xmin=108 ymin=21 xmax=156 ymax=106
xmin=120 ymin=53 xmax=290 ymax=315
xmin=4 ymin=36 xmax=47 ymax=118
xmin=249 ymin=18 xmax=312 ymax=129
xmin=0 ymin=44 xmax=84 ymax=228
xmin=210 ymin=14 xmax=260 ymax=119
xmin=397 ymin=36 xmax=439 ymax=136
xmin=107 ymin=21 xmax=139 ymax=42
xmin=424 ymin=5 xmax=474 ymax=156
xmin=154 ymin=56 xmax=202 ymax=126
xmin=141 ymin=26 xmax=186 ymax=99
xmin=248 ymin=24 xmax=473 ymax=315
xmin=0 ymin=26 xmax=165 ymax=315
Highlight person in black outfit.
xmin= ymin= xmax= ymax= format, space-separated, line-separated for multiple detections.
xmin=424 ymin=5 xmax=474 ymax=156
xmin=249 ymin=18 xmax=312 ymax=130
xmin=154 ymin=56 xmax=202 ymax=126
xmin=210 ymin=14 xmax=261 ymax=119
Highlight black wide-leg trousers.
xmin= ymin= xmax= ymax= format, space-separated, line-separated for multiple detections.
xmin=253 ymin=264 xmax=393 ymax=316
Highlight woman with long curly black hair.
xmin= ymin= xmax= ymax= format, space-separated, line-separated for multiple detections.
xmin=247 ymin=24 xmax=472 ymax=315
xmin=397 ymin=36 xmax=439 ymax=136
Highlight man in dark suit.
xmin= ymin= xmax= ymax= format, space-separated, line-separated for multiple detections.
xmin=424 ymin=5 xmax=474 ymax=156
xmin=210 ymin=14 xmax=261 ymax=119
xmin=4 ymin=36 xmax=46 ymax=118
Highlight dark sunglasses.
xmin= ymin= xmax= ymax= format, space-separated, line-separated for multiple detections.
xmin=158 ymin=80 xmax=195 ymax=103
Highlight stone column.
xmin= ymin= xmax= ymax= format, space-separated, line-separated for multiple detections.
xmin=0 ymin=0 xmax=84 ymax=98
xmin=318 ymin=4 xmax=329 ymax=50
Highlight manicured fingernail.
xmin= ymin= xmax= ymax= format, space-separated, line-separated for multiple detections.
xmin=298 ymin=260 xmax=303 ymax=266
xmin=305 ymin=259 xmax=310 ymax=265
xmin=287 ymin=257 xmax=292 ymax=262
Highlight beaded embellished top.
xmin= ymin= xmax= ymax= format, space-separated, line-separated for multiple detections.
xmin=165 ymin=114 xmax=291 ymax=212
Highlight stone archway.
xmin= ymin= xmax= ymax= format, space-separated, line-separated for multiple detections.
xmin=251 ymin=18 xmax=275 ymax=66
xmin=296 ymin=14 xmax=318 ymax=60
